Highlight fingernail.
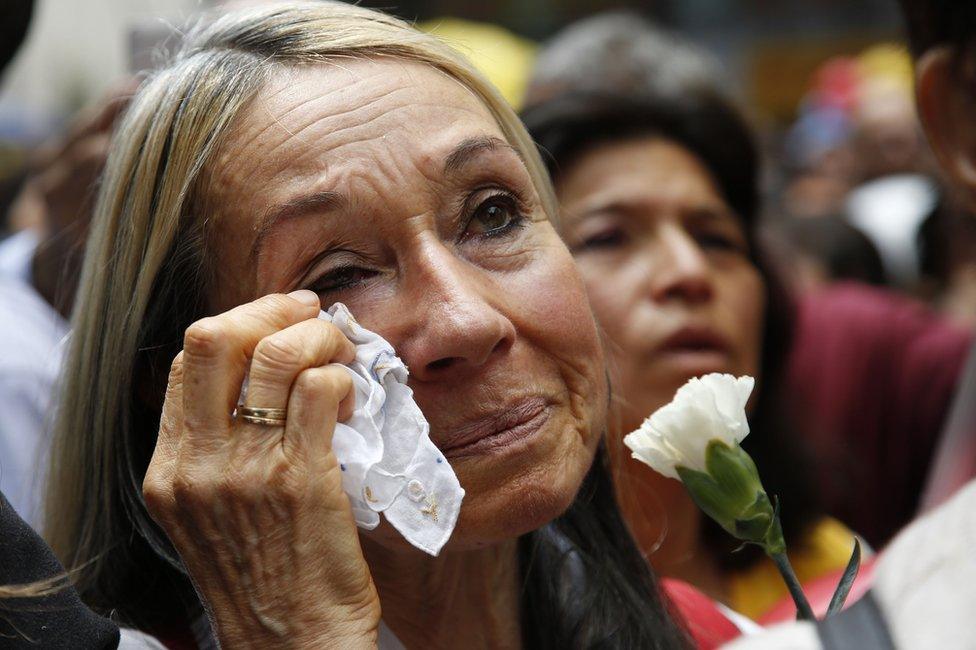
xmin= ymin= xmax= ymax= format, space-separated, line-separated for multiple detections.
xmin=287 ymin=289 xmax=320 ymax=308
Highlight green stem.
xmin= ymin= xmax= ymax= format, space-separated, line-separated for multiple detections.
xmin=770 ymin=551 xmax=816 ymax=621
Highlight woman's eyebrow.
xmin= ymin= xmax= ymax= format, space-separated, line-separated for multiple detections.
xmin=443 ymin=135 xmax=522 ymax=174
xmin=250 ymin=190 xmax=345 ymax=261
xmin=684 ymin=204 xmax=737 ymax=224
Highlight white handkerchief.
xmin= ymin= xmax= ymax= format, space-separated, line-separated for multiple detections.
xmin=321 ymin=303 xmax=464 ymax=556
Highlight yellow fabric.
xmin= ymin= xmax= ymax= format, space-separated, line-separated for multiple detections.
xmin=727 ymin=517 xmax=857 ymax=620
xmin=418 ymin=18 xmax=537 ymax=109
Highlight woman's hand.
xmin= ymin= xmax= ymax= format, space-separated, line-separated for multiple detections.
xmin=143 ymin=291 xmax=380 ymax=649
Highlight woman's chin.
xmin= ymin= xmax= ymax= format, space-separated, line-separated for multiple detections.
xmin=361 ymin=409 xmax=599 ymax=554
xmin=445 ymin=415 xmax=597 ymax=548
xmin=360 ymin=478 xmax=579 ymax=555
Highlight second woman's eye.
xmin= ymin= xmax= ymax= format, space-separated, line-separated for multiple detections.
xmin=575 ymin=227 xmax=627 ymax=251
xmin=462 ymin=193 xmax=526 ymax=240
xmin=696 ymin=231 xmax=747 ymax=254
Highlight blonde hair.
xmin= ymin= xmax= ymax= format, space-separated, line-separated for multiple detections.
xmin=44 ymin=0 xmax=557 ymax=625
xmin=0 ymin=576 xmax=67 ymax=600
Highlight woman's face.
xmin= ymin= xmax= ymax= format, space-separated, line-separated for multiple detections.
xmin=203 ymin=59 xmax=607 ymax=550
xmin=559 ymin=136 xmax=765 ymax=434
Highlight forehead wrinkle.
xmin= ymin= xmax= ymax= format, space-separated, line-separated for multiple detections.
xmin=231 ymin=84 xmax=420 ymax=177
xmin=245 ymin=98 xmax=497 ymax=196
xmin=222 ymin=60 xmax=500 ymax=189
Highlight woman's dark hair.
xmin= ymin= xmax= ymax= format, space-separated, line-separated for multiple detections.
xmin=521 ymin=446 xmax=690 ymax=648
xmin=522 ymin=91 xmax=823 ymax=572
xmin=0 ymin=0 xmax=32 ymax=76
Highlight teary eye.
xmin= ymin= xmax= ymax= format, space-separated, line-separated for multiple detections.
xmin=308 ymin=265 xmax=378 ymax=295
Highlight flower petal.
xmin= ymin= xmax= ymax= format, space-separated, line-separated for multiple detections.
xmin=623 ymin=373 xmax=756 ymax=479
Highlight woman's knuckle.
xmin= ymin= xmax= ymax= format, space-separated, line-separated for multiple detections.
xmin=253 ymin=334 xmax=304 ymax=373
xmin=183 ymin=318 xmax=227 ymax=358
xmin=170 ymin=481 xmax=193 ymax=509
xmin=293 ymin=368 xmax=330 ymax=398
xmin=172 ymin=474 xmax=209 ymax=511
xmin=142 ymin=475 xmax=167 ymax=511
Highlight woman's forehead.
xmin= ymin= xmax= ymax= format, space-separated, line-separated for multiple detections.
xmin=224 ymin=60 xmax=497 ymax=168
xmin=206 ymin=58 xmax=505 ymax=213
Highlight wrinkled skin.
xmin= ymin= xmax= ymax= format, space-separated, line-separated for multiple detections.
xmin=144 ymin=59 xmax=607 ymax=648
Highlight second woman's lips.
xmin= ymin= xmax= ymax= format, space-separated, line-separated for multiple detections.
xmin=436 ymin=396 xmax=550 ymax=459
xmin=659 ymin=326 xmax=730 ymax=353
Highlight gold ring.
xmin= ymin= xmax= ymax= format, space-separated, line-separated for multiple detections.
xmin=240 ymin=414 xmax=287 ymax=426
xmin=237 ymin=406 xmax=287 ymax=427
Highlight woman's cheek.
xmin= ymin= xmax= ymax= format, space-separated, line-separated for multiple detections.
xmin=731 ymin=269 xmax=767 ymax=377
xmin=507 ymin=244 xmax=607 ymax=429
xmin=577 ymin=259 xmax=640 ymax=351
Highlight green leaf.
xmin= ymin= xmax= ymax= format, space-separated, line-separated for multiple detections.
xmin=826 ymin=538 xmax=862 ymax=617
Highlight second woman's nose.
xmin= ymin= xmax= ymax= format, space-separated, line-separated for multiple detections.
xmin=647 ymin=225 xmax=714 ymax=305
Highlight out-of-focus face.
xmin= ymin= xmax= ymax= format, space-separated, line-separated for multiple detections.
xmin=204 ymin=59 xmax=607 ymax=550
xmin=558 ymin=136 xmax=765 ymax=435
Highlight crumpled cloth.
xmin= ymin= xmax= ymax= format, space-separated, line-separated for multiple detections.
xmin=320 ymin=303 xmax=464 ymax=556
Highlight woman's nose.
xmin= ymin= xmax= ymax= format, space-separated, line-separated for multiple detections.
xmin=647 ymin=228 xmax=714 ymax=305
xmin=394 ymin=248 xmax=516 ymax=382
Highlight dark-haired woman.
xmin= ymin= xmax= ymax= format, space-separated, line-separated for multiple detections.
xmin=523 ymin=92 xmax=858 ymax=620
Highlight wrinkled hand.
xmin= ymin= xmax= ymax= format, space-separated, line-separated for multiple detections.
xmin=144 ymin=291 xmax=380 ymax=649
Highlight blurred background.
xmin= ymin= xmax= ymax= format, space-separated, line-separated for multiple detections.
xmin=1 ymin=0 xmax=973 ymax=329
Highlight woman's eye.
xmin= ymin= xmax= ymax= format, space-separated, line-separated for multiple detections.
xmin=309 ymin=266 xmax=377 ymax=294
xmin=576 ymin=228 xmax=627 ymax=251
xmin=463 ymin=194 xmax=525 ymax=239
xmin=697 ymin=232 xmax=745 ymax=253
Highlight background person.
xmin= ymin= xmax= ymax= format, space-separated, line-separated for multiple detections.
xmin=523 ymin=90 xmax=853 ymax=621
xmin=0 ymin=88 xmax=129 ymax=526
xmin=525 ymin=11 xmax=972 ymax=558
xmin=728 ymin=1 xmax=976 ymax=645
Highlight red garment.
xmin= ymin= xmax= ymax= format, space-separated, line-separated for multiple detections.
xmin=662 ymin=578 xmax=741 ymax=648
xmin=788 ymin=283 xmax=973 ymax=547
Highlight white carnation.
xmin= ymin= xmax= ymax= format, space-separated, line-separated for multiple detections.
xmin=623 ymin=373 xmax=755 ymax=480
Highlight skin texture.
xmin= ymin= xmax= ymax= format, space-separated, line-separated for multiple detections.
xmin=557 ymin=136 xmax=765 ymax=602
xmin=144 ymin=59 xmax=607 ymax=649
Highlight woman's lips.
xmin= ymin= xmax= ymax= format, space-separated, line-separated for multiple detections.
xmin=659 ymin=326 xmax=730 ymax=353
xmin=655 ymin=326 xmax=732 ymax=370
xmin=436 ymin=396 xmax=551 ymax=460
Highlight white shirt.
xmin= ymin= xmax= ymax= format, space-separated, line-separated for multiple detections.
xmin=0 ymin=231 xmax=68 ymax=528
